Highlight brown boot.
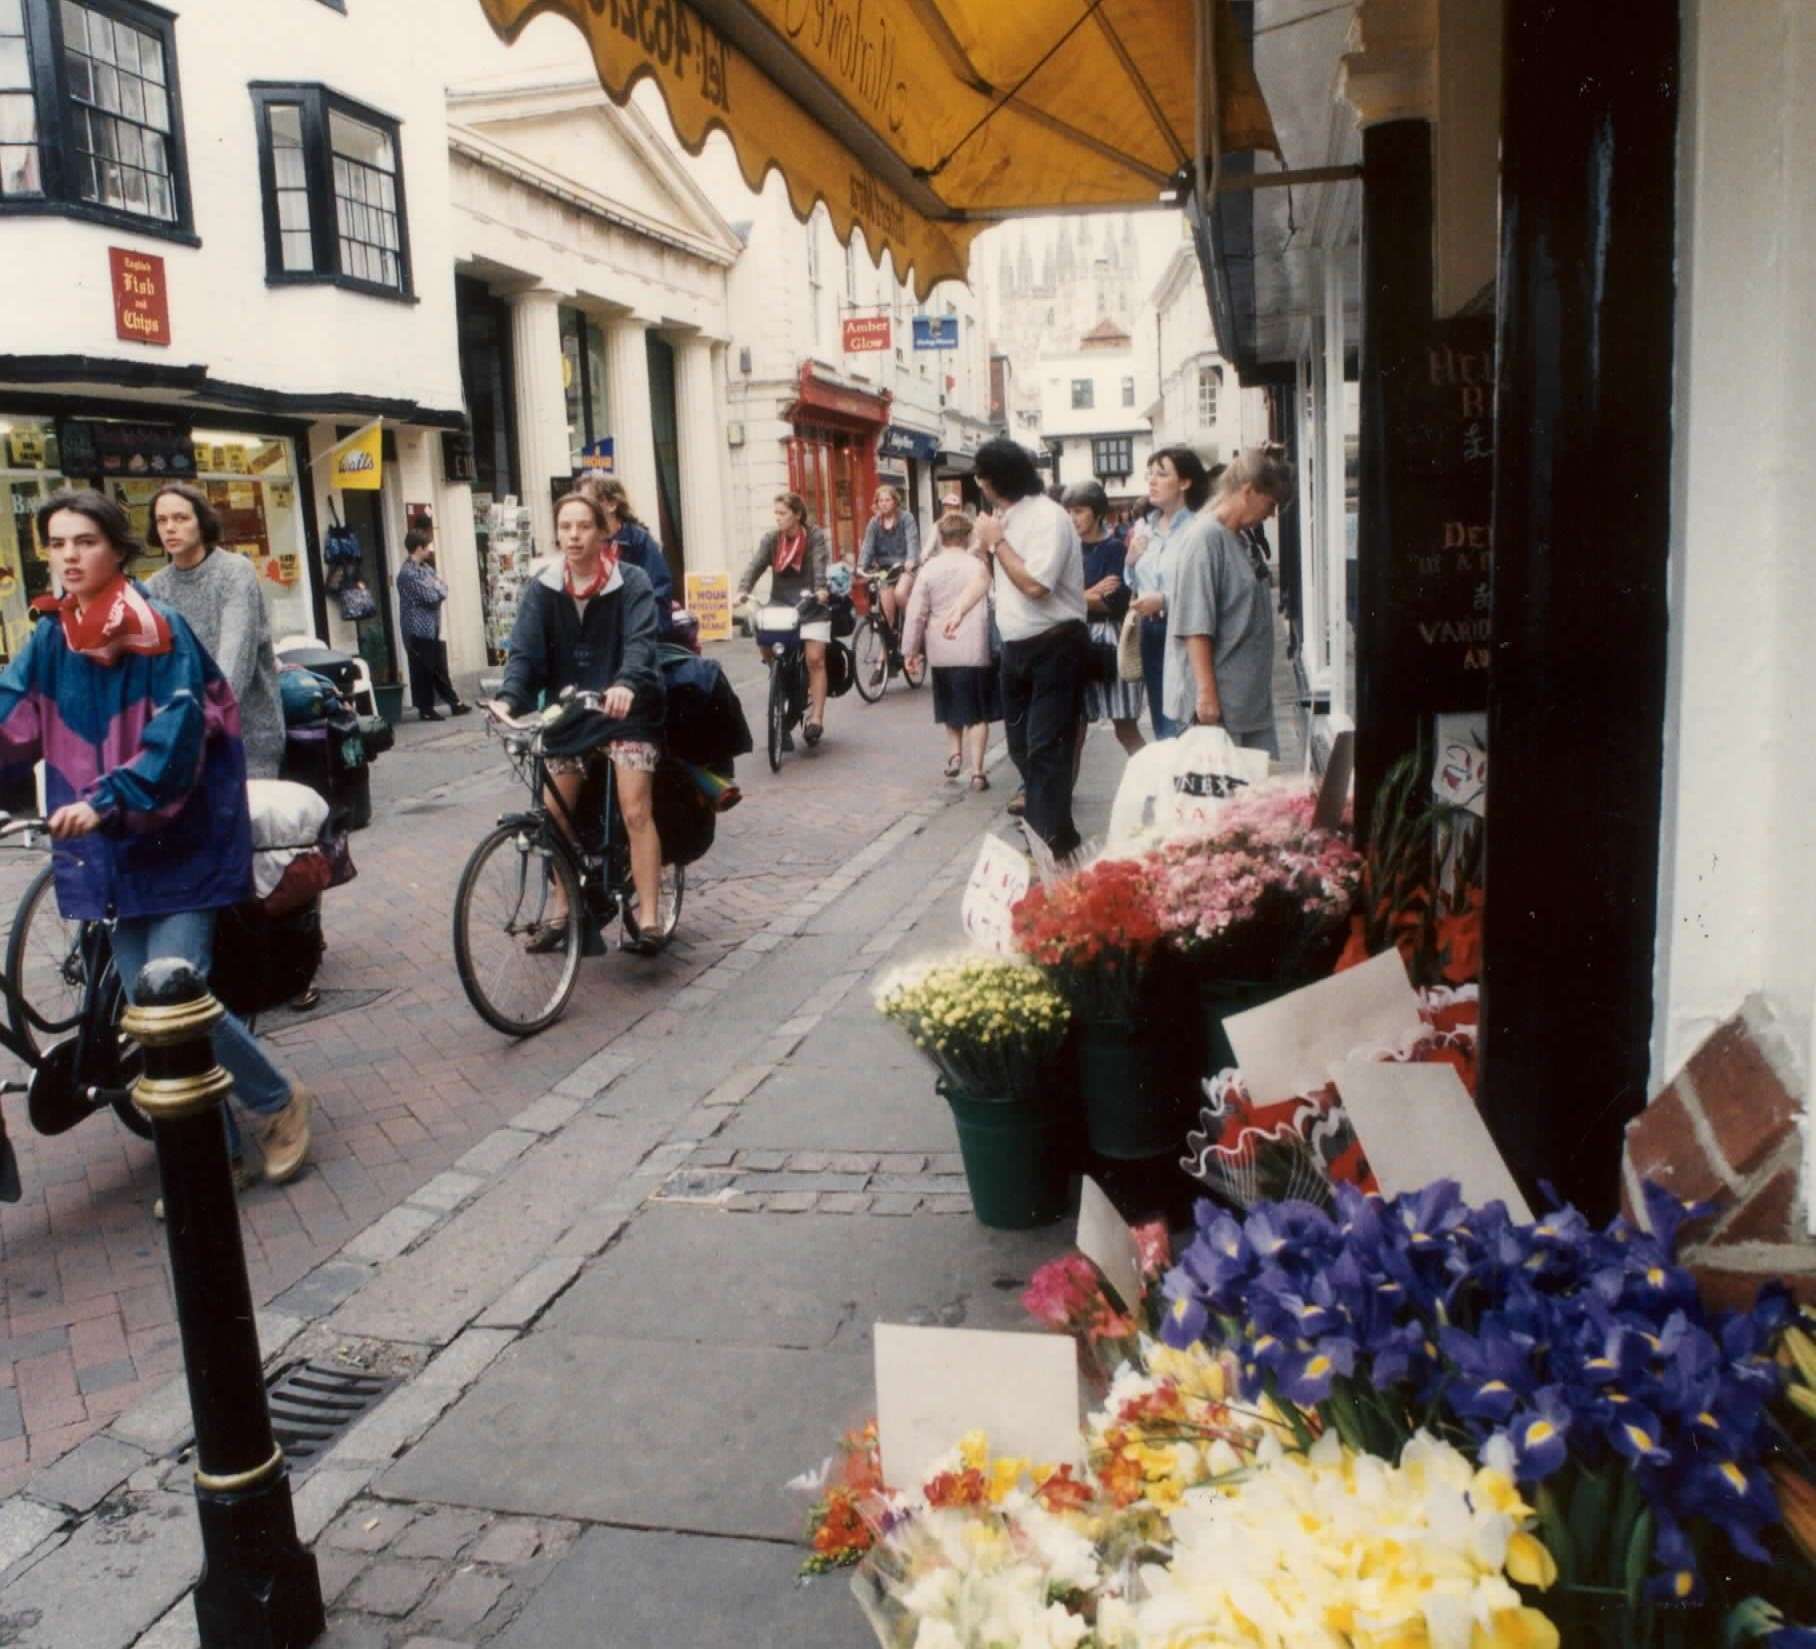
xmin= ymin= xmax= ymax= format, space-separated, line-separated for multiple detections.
xmin=254 ymin=1086 xmax=314 ymax=1185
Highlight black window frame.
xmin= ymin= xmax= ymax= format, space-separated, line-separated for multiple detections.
xmin=1092 ymin=435 xmax=1134 ymax=483
xmin=250 ymin=81 xmax=413 ymax=303
xmin=0 ymin=0 xmax=197 ymax=244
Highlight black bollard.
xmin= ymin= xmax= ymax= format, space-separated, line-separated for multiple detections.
xmin=125 ymin=959 xmax=324 ymax=1649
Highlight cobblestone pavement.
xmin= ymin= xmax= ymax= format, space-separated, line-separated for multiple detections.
xmin=0 ymin=642 xmax=954 ymax=1496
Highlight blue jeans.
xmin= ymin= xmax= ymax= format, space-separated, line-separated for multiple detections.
xmin=112 ymin=909 xmax=292 ymax=1156
xmin=1140 ymin=617 xmax=1180 ymax=739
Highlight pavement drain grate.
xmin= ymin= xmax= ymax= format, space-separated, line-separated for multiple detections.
xmin=266 ymin=1359 xmax=399 ymax=1475
xmin=258 ymin=987 xmax=392 ymax=1036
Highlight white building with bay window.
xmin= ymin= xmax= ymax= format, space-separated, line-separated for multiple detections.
xmin=0 ymin=0 xmax=473 ymax=695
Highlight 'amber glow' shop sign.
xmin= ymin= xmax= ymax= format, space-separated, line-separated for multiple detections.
xmin=109 ymin=248 xmax=171 ymax=347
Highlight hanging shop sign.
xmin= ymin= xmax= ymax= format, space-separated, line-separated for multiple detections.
xmin=109 ymin=247 xmax=171 ymax=347
xmin=879 ymin=425 xmax=939 ymax=463
xmin=841 ymin=314 xmax=892 ymax=353
xmin=911 ymin=315 xmax=959 ymax=351
xmin=327 ymin=420 xmax=384 ymax=491
xmin=580 ymin=437 xmax=616 ymax=473
xmin=57 ymin=418 xmax=195 ymax=478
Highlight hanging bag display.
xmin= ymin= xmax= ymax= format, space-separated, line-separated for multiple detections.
xmin=337 ymin=580 xmax=376 ymax=621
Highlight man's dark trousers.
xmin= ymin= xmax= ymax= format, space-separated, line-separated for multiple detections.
xmin=405 ymin=633 xmax=460 ymax=714
xmin=1000 ymin=619 xmax=1088 ymax=857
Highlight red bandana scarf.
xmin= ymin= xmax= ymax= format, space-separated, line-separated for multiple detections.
xmin=772 ymin=529 xmax=806 ymax=576
xmin=564 ymin=547 xmax=618 ymax=602
xmin=32 ymin=575 xmax=173 ymax=665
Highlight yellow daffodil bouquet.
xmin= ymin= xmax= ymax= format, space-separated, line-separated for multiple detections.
xmin=875 ymin=954 xmax=1071 ymax=1102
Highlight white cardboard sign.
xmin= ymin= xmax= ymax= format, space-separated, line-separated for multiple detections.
xmin=960 ymin=832 xmax=1031 ymax=956
xmin=1075 ymin=1176 xmax=1142 ymax=1314
xmin=874 ymin=1324 xmax=1080 ymax=1492
xmin=1332 ymin=1058 xmax=1532 ymax=1221
xmin=1223 ymin=949 xmax=1424 ymax=1103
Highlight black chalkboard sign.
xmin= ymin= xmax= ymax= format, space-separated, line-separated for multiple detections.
xmin=1388 ymin=317 xmax=1495 ymax=708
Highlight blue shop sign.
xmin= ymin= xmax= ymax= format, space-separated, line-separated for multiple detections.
xmin=879 ymin=425 xmax=940 ymax=462
xmin=580 ymin=437 xmax=615 ymax=472
xmin=912 ymin=315 xmax=960 ymax=350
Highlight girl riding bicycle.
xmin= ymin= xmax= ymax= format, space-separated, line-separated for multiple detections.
xmin=488 ymin=491 xmax=668 ymax=952
xmin=0 ymin=489 xmax=313 ymax=1190
xmin=736 ymin=493 xmax=831 ymax=746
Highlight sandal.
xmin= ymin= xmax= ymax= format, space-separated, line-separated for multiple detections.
xmin=969 ymin=773 xmax=990 ymax=791
xmin=523 ymin=920 xmax=569 ymax=954
xmin=803 ymin=720 xmax=824 ymax=747
xmin=943 ymin=754 xmax=962 ymax=779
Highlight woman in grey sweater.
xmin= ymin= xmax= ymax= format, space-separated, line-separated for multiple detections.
xmin=146 ymin=483 xmax=286 ymax=777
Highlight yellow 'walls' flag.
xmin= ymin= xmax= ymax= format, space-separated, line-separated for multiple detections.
xmin=328 ymin=420 xmax=383 ymax=491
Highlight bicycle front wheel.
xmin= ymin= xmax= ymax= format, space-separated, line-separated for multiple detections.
xmin=767 ymin=661 xmax=788 ymax=771
xmin=453 ymin=824 xmax=584 ymax=1037
xmin=5 ymin=861 xmax=87 ymax=1061
xmin=851 ymin=617 xmax=888 ymax=703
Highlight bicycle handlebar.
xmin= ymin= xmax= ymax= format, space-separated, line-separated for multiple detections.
xmin=0 ymin=815 xmax=48 ymax=844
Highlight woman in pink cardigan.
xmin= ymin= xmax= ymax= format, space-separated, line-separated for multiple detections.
xmin=902 ymin=512 xmax=998 ymax=789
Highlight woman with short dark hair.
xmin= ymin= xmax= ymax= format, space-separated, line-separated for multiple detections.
xmin=0 ymin=489 xmax=312 ymax=1192
xmin=145 ymin=481 xmax=287 ymax=776
xmin=1063 ymin=479 xmax=1144 ymax=760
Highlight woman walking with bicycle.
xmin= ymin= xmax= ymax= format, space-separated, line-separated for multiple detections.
xmin=736 ymin=493 xmax=832 ymax=746
xmin=487 ymin=491 xmax=668 ymax=951
xmin=0 ymin=490 xmax=312 ymax=1191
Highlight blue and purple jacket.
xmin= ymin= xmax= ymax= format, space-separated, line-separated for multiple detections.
xmin=0 ymin=592 xmax=253 ymax=921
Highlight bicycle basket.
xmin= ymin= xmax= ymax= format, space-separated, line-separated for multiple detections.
xmin=755 ymin=605 xmax=800 ymax=648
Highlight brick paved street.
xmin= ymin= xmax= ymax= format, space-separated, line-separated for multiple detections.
xmin=0 ymin=643 xmax=956 ymax=1496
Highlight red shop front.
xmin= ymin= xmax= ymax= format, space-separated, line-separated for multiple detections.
xmin=784 ymin=365 xmax=888 ymax=565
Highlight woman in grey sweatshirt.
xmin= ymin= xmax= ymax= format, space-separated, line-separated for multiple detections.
xmin=146 ymin=483 xmax=286 ymax=778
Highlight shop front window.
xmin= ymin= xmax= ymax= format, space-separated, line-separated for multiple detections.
xmin=559 ymin=305 xmax=608 ymax=473
xmin=0 ymin=414 xmax=312 ymax=662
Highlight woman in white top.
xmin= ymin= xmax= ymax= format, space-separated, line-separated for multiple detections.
xmin=1122 ymin=446 xmax=1211 ymax=739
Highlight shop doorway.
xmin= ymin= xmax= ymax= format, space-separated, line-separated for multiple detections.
xmin=788 ymin=424 xmax=873 ymax=562
xmin=334 ymin=489 xmax=399 ymax=687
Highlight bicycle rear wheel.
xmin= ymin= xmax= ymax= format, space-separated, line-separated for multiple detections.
xmin=623 ymin=861 xmax=685 ymax=948
xmin=453 ymin=824 xmax=584 ymax=1036
xmin=767 ymin=661 xmax=787 ymax=771
xmin=5 ymin=861 xmax=86 ymax=1061
xmin=852 ymin=617 xmax=888 ymax=703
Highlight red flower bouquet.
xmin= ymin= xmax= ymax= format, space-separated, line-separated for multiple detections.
xmin=1010 ymin=856 xmax=1166 ymax=1023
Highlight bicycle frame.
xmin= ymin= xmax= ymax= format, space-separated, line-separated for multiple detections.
xmin=493 ymin=712 xmax=628 ymax=930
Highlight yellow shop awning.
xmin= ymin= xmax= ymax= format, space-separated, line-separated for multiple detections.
xmin=475 ymin=0 xmax=1280 ymax=296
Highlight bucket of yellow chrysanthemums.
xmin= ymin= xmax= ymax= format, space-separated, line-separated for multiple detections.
xmin=876 ymin=954 xmax=1074 ymax=1228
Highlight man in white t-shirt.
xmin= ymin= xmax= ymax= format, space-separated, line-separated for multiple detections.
xmin=972 ymin=438 xmax=1089 ymax=858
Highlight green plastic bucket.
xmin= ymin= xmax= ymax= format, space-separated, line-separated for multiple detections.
xmin=940 ymin=1083 xmax=1072 ymax=1229
xmin=1197 ymin=976 xmax=1300 ymax=1077
xmin=1075 ymin=1019 xmax=1191 ymax=1160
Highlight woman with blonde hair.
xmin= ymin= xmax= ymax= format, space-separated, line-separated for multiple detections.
xmin=736 ymin=492 xmax=832 ymax=746
xmin=1133 ymin=445 xmax=1293 ymax=756
xmin=859 ymin=482 xmax=920 ymax=636
xmin=902 ymin=512 xmax=996 ymax=788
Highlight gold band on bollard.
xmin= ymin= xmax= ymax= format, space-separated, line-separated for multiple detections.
xmin=195 ymin=1444 xmax=284 ymax=1493
xmin=132 ymin=1066 xmax=234 ymax=1121
xmin=121 ymin=994 xmax=225 ymax=1047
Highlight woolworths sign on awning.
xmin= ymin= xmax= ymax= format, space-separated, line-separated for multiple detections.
xmin=473 ymin=0 xmax=1280 ymax=294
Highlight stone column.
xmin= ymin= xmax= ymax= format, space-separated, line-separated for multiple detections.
xmin=507 ymin=288 xmax=568 ymax=564
xmin=672 ymin=334 xmax=722 ymax=578
xmin=603 ymin=314 xmax=661 ymax=535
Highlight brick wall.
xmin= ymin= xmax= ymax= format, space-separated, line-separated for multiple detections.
xmin=1622 ymin=994 xmax=1810 ymax=1312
